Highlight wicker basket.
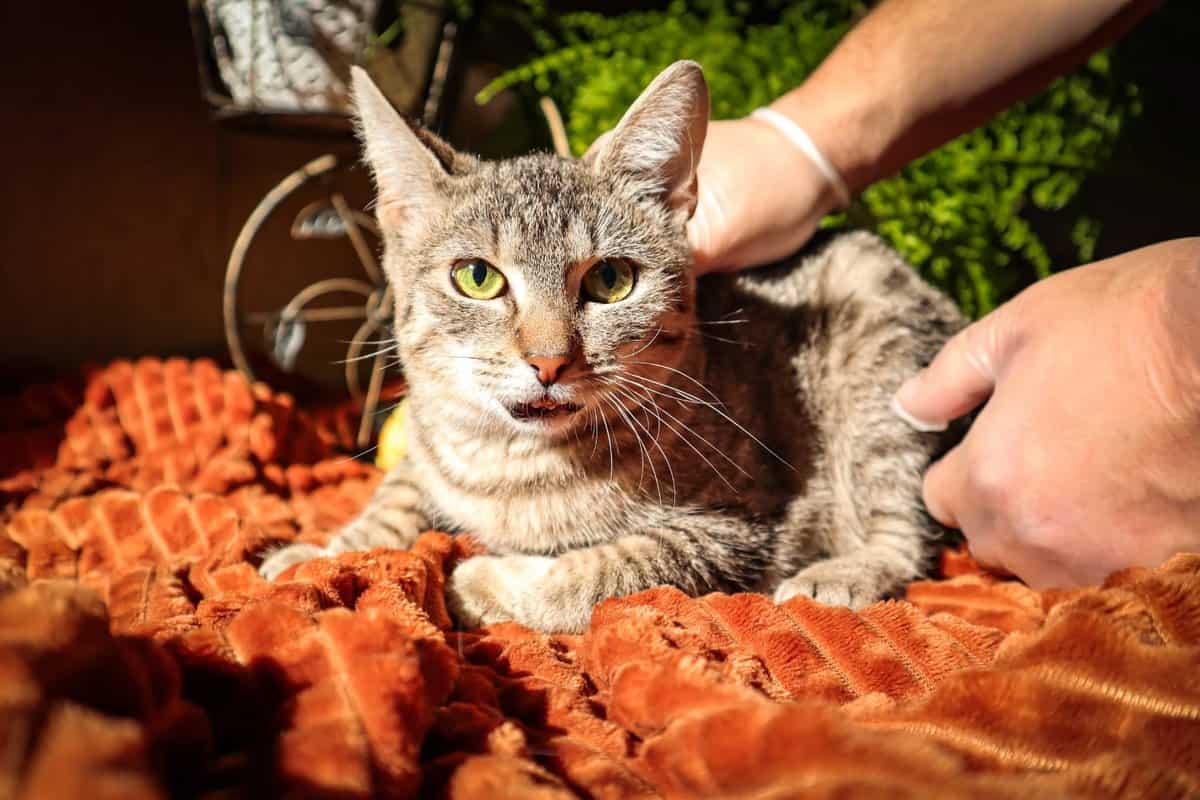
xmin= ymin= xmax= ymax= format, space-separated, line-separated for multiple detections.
xmin=188 ymin=0 xmax=454 ymax=130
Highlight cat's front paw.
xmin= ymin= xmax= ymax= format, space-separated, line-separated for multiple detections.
xmin=446 ymin=554 xmax=556 ymax=629
xmin=259 ymin=542 xmax=327 ymax=581
xmin=773 ymin=562 xmax=886 ymax=610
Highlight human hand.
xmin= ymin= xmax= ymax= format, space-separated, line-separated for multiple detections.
xmin=686 ymin=117 xmax=845 ymax=273
xmin=588 ymin=115 xmax=843 ymax=274
xmin=894 ymin=239 xmax=1200 ymax=589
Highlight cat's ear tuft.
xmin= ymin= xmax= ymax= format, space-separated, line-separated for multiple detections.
xmin=351 ymin=67 xmax=458 ymax=235
xmin=586 ymin=60 xmax=709 ymax=219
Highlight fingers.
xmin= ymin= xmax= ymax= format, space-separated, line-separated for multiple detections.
xmin=921 ymin=443 xmax=1007 ymax=576
xmin=894 ymin=307 xmax=1013 ymax=431
xmin=921 ymin=444 xmax=967 ymax=529
xmin=686 ymin=180 xmax=727 ymax=274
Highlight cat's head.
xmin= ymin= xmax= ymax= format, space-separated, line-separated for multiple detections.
xmin=353 ymin=61 xmax=709 ymax=439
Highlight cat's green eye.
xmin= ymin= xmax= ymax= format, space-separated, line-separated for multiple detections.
xmin=582 ymin=258 xmax=636 ymax=304
xmin=452 ymin=259 xmax=507 ymax=300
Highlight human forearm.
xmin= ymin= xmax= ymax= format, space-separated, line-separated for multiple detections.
xmin=773 ymin=0 xmax=1158 ymax=191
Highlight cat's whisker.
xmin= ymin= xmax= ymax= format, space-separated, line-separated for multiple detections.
xmin=615 ymin=372 xmax=722 ymax=410
xmin=606 ymin=390 xmax=653 ymax=494
xmin=588 ymin=402 xmax=607 ymax=465
xmin=623 ymin=359 xmax=723 ymax=403
xmin=613 ymin=371 xmax=767 ymax=478
xmin=609 ymin=376 xmax=750 ymax=484
xmin=624 ymin=362 xmax=796 ymax=472
xmin=692 ymin=318 xmax=749 ymax=345
xmin=606 ymin=391 xmax=662 ymax=502
xmin=606 ymin=383 xmax=677 ymax=504
xmin=365 ymin=356 xmax=405 ymax=373
xmin=607 ymin=375 xmax=663 ymax=431
xmin=597 ymin=393 xmax=617 ymax=481
xmin=336 ymin=441 xmax=380 ymax=466
xmin=696 ymin=331 xmax=744 ymax=346
xmin=617 ymin=396 xmax=667 ymax=505
xmin=608 ymin=384 xmax=683 ymax=503
xmin=587 ymin=403 xmax=601 ymax=458
xmin=683 ymin=319 xmax=748 ymax=346
xmin=606 ymin=381 xmax=739 ymax=494
xmin=601 ymin=392 xmax=649 ymax=493
xmin=364 ymin=396 xmax=407 ymax=430
xmin=625 ymin=326 xmax=664 ymax=359
xmin=335 ymin=344 xmax=399 ymax=365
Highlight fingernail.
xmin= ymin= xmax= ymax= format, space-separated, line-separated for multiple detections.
xmin=891 ymin=377 xmax=947 ymax=433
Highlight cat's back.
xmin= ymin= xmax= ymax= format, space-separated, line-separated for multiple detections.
xmin=693 ymin=231 xmax=965 ymax=588
xmin=701 ymin=231 xmax=963 ymax=367
xmin=719 ymin=231 xmax=954 ymax=317
xmin=694 ymin=231 xmax=964 ymax=483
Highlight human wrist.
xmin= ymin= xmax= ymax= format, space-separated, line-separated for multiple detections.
xmin=768 ymin=82 xmax=902 ymax=194
xmin=768 ymin=32 xmax=916 ymax=194
xmin=748 ymin=108 xmax=851 ymax=209
xmin=739 ymin=113 xmax=842 ymax=222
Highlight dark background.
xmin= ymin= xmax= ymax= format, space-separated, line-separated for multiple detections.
xmin=1 ymin=2 xmax=1196 ymax=385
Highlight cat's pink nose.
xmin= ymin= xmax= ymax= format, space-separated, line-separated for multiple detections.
xmin=527 ymin=355 xmax=570 ymax=386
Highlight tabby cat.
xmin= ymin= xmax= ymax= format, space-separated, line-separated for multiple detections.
xmin=260 ymin=61 xmax=965 ymax=633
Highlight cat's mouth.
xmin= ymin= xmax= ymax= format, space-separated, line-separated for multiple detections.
xmin=508 ymin=397 xmax=582 ymax=422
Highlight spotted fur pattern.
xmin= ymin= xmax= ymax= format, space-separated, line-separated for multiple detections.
xmin=259 ymin=62 xmax=966 ymax=633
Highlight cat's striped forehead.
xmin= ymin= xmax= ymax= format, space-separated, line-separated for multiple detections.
xmin=435 ymin=153 xmax=684 ymax=292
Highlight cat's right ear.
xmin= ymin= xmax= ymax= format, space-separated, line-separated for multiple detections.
xmin=351 ymin=66 xmax=452 ymax=235
xmin=584 ymin=60 xmax=709 ymax=221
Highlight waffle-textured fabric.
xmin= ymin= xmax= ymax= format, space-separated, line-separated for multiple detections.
xmin=1 ymin=358 xmax=1197 ymax=799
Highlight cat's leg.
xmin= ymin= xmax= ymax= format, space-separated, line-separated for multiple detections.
xmin=773 ymin=537 xmax=931 ymax=608
xmin=259 ymin=461 xmax=430 ymax=580
xmin=771 ymin=393 xmax=947 ymax=609
xmin=447 ymin=513 xmax=766 ymax=633
xmin=773 ymin=425 xmax=948 ymax=609
xmin=772 ymin=232 xmax=961 ymax=609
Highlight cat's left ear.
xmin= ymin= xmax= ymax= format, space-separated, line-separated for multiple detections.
xmin=351 ymin=66 xmax=470 ymax=236
xmin=586 ymin=60 xmax=709 ymax=220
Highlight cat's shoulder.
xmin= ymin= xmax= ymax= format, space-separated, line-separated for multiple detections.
xmin=708 ymin=231 xmax=924 ymax=310
xmin=754 ymin=230 xmax=922 ymax=294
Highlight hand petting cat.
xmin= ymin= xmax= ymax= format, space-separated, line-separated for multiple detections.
xmin=683 ymin=118 xmax=843 ymax=275
xmin=895 ymin=239 xmax=1200 ymax=589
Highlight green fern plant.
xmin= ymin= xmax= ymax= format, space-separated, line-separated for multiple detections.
xmin=478 ymin=0 xmax=1139 ymax=317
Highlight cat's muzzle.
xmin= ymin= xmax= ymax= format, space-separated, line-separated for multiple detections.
xmin=508 ymin=397 xmax=582 ymax=422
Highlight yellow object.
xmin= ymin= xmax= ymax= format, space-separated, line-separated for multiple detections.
xmin=375 ymin=397 xmax=410 ymax=471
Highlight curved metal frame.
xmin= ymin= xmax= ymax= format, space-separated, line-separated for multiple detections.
xmin=222 ymin=154 xmax=395 ymax=448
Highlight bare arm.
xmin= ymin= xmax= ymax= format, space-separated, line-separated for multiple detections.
xmin=776 ymin=0 xmax=1159 ymax=191
xmin=686 ymin=0 xmax=1158 ymax=271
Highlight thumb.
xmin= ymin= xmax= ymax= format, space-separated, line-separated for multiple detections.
xmin=686 ymin=180 xmax=725 ymax=273
xmin=893 ymin=306 xmax=1013 ymax=431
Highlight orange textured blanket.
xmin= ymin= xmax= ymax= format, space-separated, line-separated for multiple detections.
xmin=1 ymin=358 xmax=1197 ymax=799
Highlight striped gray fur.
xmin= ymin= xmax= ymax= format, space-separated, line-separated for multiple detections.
xmin=258 ymin=62 xmax=966 ymax=633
